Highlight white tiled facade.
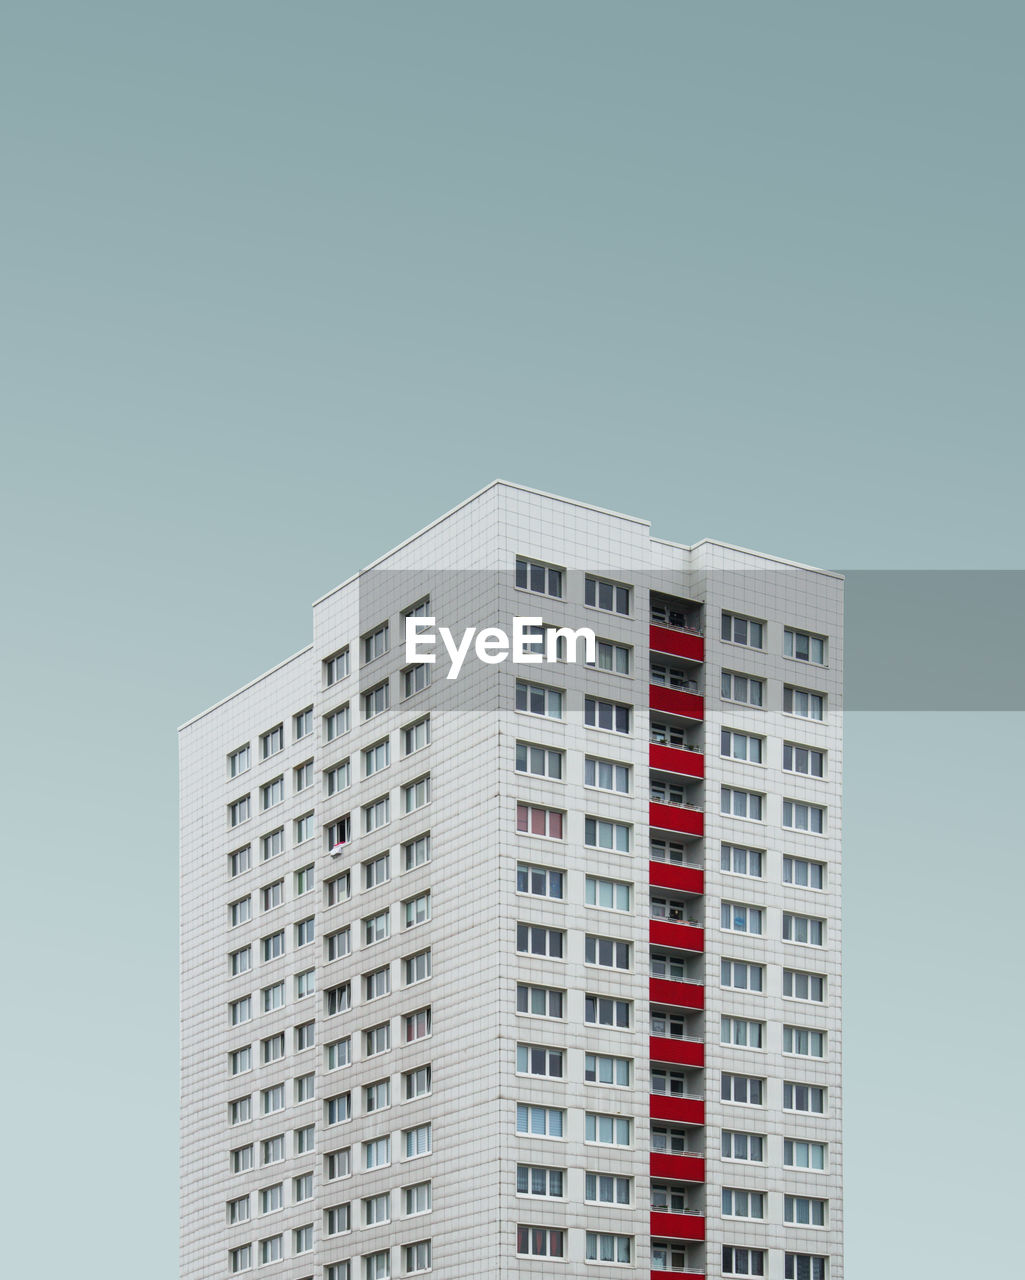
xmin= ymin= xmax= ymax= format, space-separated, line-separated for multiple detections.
xmin=180 ymin=481 xmax=843 ymax=1280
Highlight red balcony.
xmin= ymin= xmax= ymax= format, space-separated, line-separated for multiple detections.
xmin=651 ymin=1152 xmax=705 ymax=1183
xmin=649 ymin=742 xmax=704 ymax=779
xmin=649 ymin=802 xmax=703 ymax=838
xmin=650 ymin=1211 xmax=706 ymax=1241
xmin=649 ymin=860 xmax=704 ymax=895
xmin=649 ymin=919 xmax=704 ymax=953
xmin=651 ymin=1271 xmax=705 ymax=1280
xmin=650 ymin=1093 xmax=705 ymax=1126
xmin=649 ymin=1035 xmax=704 ymax=1068
xmin=650 ymin=685 xmax=705 ymax=722
xmin=650 ymin=624 xmax=704 ymax=664
xmin=650 ymin=977 xmax=704 ymax=1011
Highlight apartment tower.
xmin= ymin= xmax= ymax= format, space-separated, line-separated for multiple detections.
xmin=180 ymin=481 xmax=843 ymax=1280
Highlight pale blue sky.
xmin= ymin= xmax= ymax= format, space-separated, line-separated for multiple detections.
xmin=2 ymin=4 xmax=1022 ymax=1275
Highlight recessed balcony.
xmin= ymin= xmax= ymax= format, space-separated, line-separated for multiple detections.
xmin=649 ymin=918 xmax=704 ymax=954
xmin=650 ymin=1093 xmax=705 ymax=1126
xmin=649 ymin=860 xmax=704 ymax=896
xmin=650 ymin=683 xmax=705 ymax=723
xmin=649 ymin=741 xmax=705 ymax=779
xmin=650 ymin=623 xmax=704 ymax=664
xmin=650 ymin=1152 xmax=706 ymax=1183
xmin=649 ymin=1035 xmax=704 ymax=1068
xmin=650 ymin=1211 xmax=706 ymax=1242
xmin=649 ymin=801 xmax=704 ymax=838
xmin=650 ymin=976 xmax=704 ymax=1011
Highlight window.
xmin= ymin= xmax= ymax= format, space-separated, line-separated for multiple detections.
xmin=516 ymin=1103 xmax=563 ymax=1137
xmin=364 ymin=796 xmax=390 ymax=834
xmin=784 ymin=969 xmax=826 ymax=1002
xmin=229 ymin=1245 xmax=252 ymax=1273
xmin=327 ymin=1037 xmax=351 ymax=1070
xmin=651 ymin=1244 xmax=688 ymax=1272
xmin=364 ymin=965 xmax=391 ymax=1001
xmin=404 ymin=892 xmax=431 ymax=929
xmin=328 ymin=816 xmax=352 ymax=851
xmin=517 ymin=1226 xmax=564 ymax=1258
xmin=229 ymin=796 xmax=251 ymax=827
xmin=262 ymin=1135 xmax=285 ymax=1164
xmin=585 ymin=1113 xmax=631 ymax=1146
xmin=585 ymin=1053 xmax=630 ymax=1086
xmin=262 ymin=981 xmax=285 ymax=1012
xmin=262 ymin=1033 xmax=285 ymax=1065
xmin=585 ymin=935 xmax=631 ymax=970
xmin=516 ymin=983 xmax=563 ymax=1018
xmin=784 ymin=1026 xmax=826 ymax=1058
xmin=651 ymin=662 xmax=698 ymax=691
xmin=517 ymin=863 xmax=564 ymax=899
xmin=721 ymin=612 xmax=763 ymax=648
xmin=295 ymin=969 xmax=315 ymax=1001
xmin=589 ymin=639 xmax=631 ymax=674
xmin=651 ymin=953 xmax=691 ymax=982
xmin=326 ymin=704 xmax=351 ymax=741
xmin=295 ymin=917 xmax=315 ymax=948
xmin=403 ymin=776 xmax=431 ymax=813
xmin=260 ymin=1183 xmax=284 ymax=1214
xmin=293 ymin=1225 xmax=313 ymax=1255
xmin=404 ymin=1064 xmax=432 ymax=1100
xmin=651 ymin=894 xmax=693 ymax=924
xmin=784 ymin=685 xmax=825 ymax=720
xmin=261 ymin=725 xmax=284 ymax=758
xmin=721 ymin=1074 xmax=764 ymax=1105
xmin=783 ymin=913 xmax=825 ymax=946
xmin=784 ymin=855 xmax=826 ymax=890
xmin=515 ymin=680 xmax=563 ymax=718
xmin=364 ymin=1252 xmax=390 ymax=1280
xmin=364 ymin=1192 xmax=390 ymax=1226
xmin=784 ymin=629 xmax=826 ymax=665
xmin=229 ymin=745 xmax=251 ymax=777
xmin=650 ymin=1126 xmax=691 ymax=1155
xmin=722 ymin=1131 xmax=764 ymax=1162
xmin=293 ymin=1074 xmax=314 ymax=1106
xmin=404 ymin=1123 xmax=432 ymax=1158
xmin=360 ymin=911 xmax=389 ymax=952
xmin=295 ymin=1022 xmax=315 ymax=1052
xmin=516 ymin=1043 xmax=563 ymax=1078
xmin=785 ymin=1255 xmax=827 ymax=1280
xmin=402 ymin=662 xmax=431 ymax=699
xmin=585 ymin=995 xmax=631 ymax=1028
xmin=261 ymin=880 xmax=283 ymax=912
xmin=583 ymin=813 xmax=633 ymax=854
xmin=230 ymin=897 xmax=252 ymax=928
xmin=584 ymin=697 xmax=630 ymax=733
xmin=784 ymin=1082 xmax=827 ymax=1114
xmin=585 ymin=1173 xmax=630 ymax=1205
xmin=649 ymin=778 xmax=691 ymax=807
xmin=783 ymin=743 xmax=826 ymax=777
xmin=231 ymin=946 xmax=252 ymax=976
xmin=365 ymin=1023 xmax=392 ymax=1056
xmin=325 ymin=872 xmax=351 ymax=909
xmin=231 ymin=1145 xmax=254 ymax=1173
xmin=585 ymin=575 xmax=630 ymax=614
xmin=585 ymin=875 xmax=631 ymax=911
xmin=326 ymin=759 xmax=351 ymax=795
xmin=403 ymin=1182 xmax=432 ymax=1217
xmin=364 ymin=1136 xmax=391 ymax=1169
xmin=364 ymin=739 xmax=391 ymax=777
xmin=721 ymin=902 xmax=763 ymax=935
xmin=262 ymin=828 xmax=285 ymax=861
xmin=584 ymin=756 xmax=629 ymax=793
xmin=516 ymin=924 xmax=564 ymax=958
xmin=326 ymin=1202 xmax=352 ymax=1235
xmin=326 ymin=1147 xmax=351 ymax=1179
xmin=722 ymin=1188 xmax=764 ymax=1219
xmin=515 ymin=557 xmax=563 ymax=597
xmin=326 ymin=927 xmax=351 ymax=963
xmin=295 ymin=865 xmax=315 ymax=896
xmin=365 ymin=1078 xmax=391 ymax=1113
xmin=404 ymin=1007 xmax=431 ymax=1042
xmin=259 ymin=1236 xmax=281 ymax=1267
xmin=364 ymin=683 xmax=390 ymax=724
xmin=294 ymin=1124 xmax=315 ymax=1154
xmin=516 ymin=803 xmax=563 ymax=839
xmin=721 ymin=786 xmax=763 ymax=820
xmin=229 ymin=846 xmax=252 ymax=878
xmin=723 ymin=1246 xmax=766 ymax=1276
xmin=227 ymin=1194 xmax=250 ymax=1224
xmin=262 ymin=930 xmax=285 ymax=961
xmin=783 ymin=800 xmax=825 ymax=833
xmin=721 ymin=959 xmax=764 ymax=992
xmin=517 ymin=1164 xmax=564 ymax=1197
xmin=721 ymin=1016 xmax=765 ymax=1049
xmin=326 ymin=1092 xmax=352 ymax=1125
xmin=515 ymin=742 xmax=564 ymax=780
xmin=785 ymin=1196 xmax=827 ymax=1226
xmin=325 ymin=647 xmax=351 ymax=686
xmin=586 ymin=1233 xmax=632 ymax=1264
xmin=403 ymin=833 xmax=431 ymax=871
xmin=721 ymin=671 xmax=764 ymax=707
xmin=327 ymin=1262 xmax=351 ymax=1280
xmin=363 ymin=623 xmax=390 ymax=664
xmin=721 ymin=729 xmax=764 ymax=763
xmin=294 ymin=706 xmax=314 ymax=740
xmin=325 ymin=982 xmax=351 ymax=1016
xmin=364 ymin=852 xmax=391 ymax=890
xmin=403 ymin=716 xmax=430 ymax=754
xmin=229 ymin=1096 xmax=252 ymax=1125
xmin=404 ymin=949 xmax=432 ymax=985
xmin=230 ymin=1046 xmax=253 ymax=1076
xmin=785 ymin=1138 xmax=827 ymax=1170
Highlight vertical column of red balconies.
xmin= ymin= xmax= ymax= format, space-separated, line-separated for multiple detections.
xmin=648 ymin=621 xmax=707 ymax=1280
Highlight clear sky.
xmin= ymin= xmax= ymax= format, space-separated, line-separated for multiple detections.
xmin=2 ymin=4 xmax=1022 ymax=1275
